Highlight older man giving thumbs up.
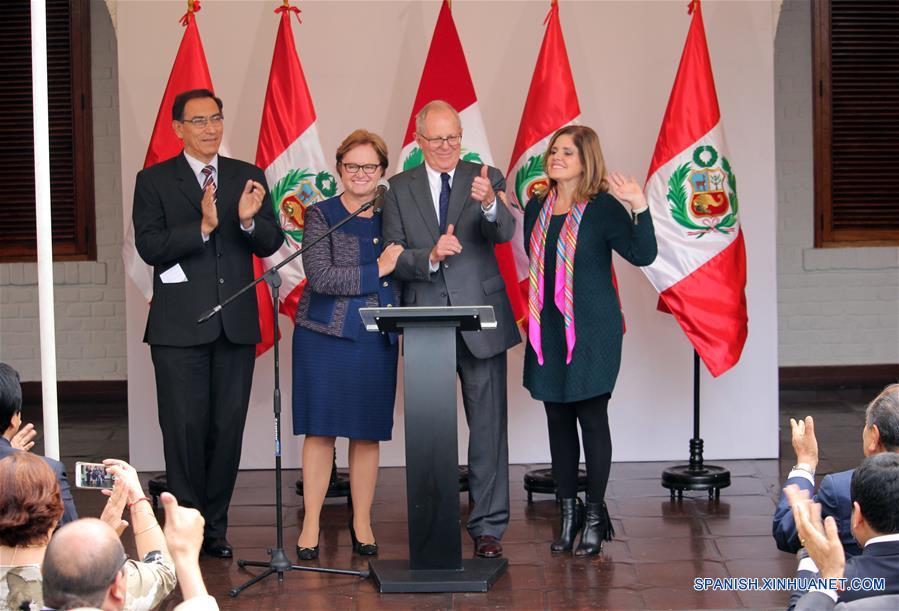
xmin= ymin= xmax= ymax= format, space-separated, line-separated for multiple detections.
xmin=382 ymin=100 xmax=521 ymax=559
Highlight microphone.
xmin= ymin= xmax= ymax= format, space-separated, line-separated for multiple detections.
xmin=369 ymin=181 xmax=390 ymax=213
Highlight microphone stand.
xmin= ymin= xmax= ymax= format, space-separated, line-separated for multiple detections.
xmin=197 ymin=198 xmax=380 ymax=597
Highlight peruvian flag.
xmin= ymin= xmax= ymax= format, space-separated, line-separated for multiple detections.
xmin=642 ymin=0 xmax=748 ymax=377
xmin=396 ymin=0 xmax=524 ymax=319
xmin=506 ymin=0 xmax=579 ymax=323
xmin=253 ymin=3 xmax=338 ymax=356
xmin=123 ymin=2 xmax=215 ymax=300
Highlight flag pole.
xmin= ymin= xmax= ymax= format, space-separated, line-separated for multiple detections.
xmin=31 ymin=0 xmax=61 ymax=460
xmin=660 ymin=350 xmax=730 ymax=499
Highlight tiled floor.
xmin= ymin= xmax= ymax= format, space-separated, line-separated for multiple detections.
xmin=25 ymin=385 xmax=879 ymax=609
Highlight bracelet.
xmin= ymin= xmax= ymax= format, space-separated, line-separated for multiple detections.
xmin=128 ymin=497 xmax=151 ymax=509
xmin=134 ymin=523 xmax=160 ymax=536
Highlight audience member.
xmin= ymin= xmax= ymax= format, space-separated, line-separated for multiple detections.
xmin=774 ymin=384 xmax=899 ymax=556
xmin=785 ymin=452 xmax=899 ymax=609
xmin=0 ymin=363 xmax=77 ymax=525
xmin=41 ymin=491 xmax=216 ymax=611
xmin=0 ymin=452 xmax=64 ymax=611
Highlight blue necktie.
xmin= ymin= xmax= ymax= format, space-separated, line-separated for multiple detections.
xmin=438 ymin=172 xmax=451 ymax=233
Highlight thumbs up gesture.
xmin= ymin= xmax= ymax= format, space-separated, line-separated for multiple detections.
xmin=429 ymin=224 xmax=463 ymax=265
xmin=470 ymin=164 xmax=496 ymax=209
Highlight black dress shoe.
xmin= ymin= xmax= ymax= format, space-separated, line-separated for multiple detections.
xmin=202 ymin=537 xmax=233 ymax=558
xmin=296 ymin=543 xmax=319 ymax=561
xmin=474 ymin=535 xmax=503 ymax=558
xmin=349 ymin=521 xmax=378 ymax=556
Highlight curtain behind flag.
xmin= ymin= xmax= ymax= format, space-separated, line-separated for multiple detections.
xmin=122 ymin=3 xmax=215 ymax=301
xmin=396 ymin=0 xmax=524 ymax=319
xmin=253 ymin=3 xmax=337 ymax=356
xmin=641 ymin=0 xmax=748 ymax=377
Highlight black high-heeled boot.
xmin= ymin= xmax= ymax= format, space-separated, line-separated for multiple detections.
xmin=574 ymin=500 xmax=614 ymax=557
xmin=550 ymin=497 xmax=584 ymax=553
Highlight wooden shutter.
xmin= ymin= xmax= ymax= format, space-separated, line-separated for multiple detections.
xmin=0 ymin=0 xmax=94 ymax=262
xmin=813 ymin=0 xmax=899 ymax=247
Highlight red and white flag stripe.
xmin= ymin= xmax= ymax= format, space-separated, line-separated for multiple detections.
xmin=642 ymin=0 xmax=748 ymax=377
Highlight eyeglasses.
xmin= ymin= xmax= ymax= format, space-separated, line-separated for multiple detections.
xmin=418 ymin=133 xmax=461 ymax=148
xmin=107 ymin=552 xmax=129 ymax=586
xmin=180 ymin=114 xmax=224 ymax=128
xmin=341 ymin=163 xmax=382 ymax=175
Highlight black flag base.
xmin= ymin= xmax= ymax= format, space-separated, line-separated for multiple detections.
xmin=661 ymin=438 xmax=731 ymax=500
xmin=661 ymin=350 xmax=731 ymax=500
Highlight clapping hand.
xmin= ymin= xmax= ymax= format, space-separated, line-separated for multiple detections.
xmin=200 ymin=184 xmax=218 ymax=236
xmin=783 ymin=484 xmax=845 ymax=579
xmin=790 ymin=416 xmax=819 ymax=470
xmin=238 ymin=179 xmax=266 ymax=229
xmin=607 ymin=171 xmax=647 ymax=211
xmin=429 ymin=224 xmax=462 ymax=264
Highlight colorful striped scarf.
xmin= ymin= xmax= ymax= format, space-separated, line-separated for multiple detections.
xmin=528 ymin=189 xmax=587 ymax=365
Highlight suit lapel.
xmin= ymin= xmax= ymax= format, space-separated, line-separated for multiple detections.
xmin=410 ymin=165 xmax=439 ymax=242
xmin=447 ymin=161 xmax=472 ymax=230
xmin=175 ymin=153 xmax=203 ymax=214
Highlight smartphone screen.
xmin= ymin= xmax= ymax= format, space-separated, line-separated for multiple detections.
xmin=75 ymin=461 xmax=115 ymax=489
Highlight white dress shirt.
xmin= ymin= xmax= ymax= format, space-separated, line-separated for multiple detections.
xmin=423 ymin=161 xmax=497 ymax=272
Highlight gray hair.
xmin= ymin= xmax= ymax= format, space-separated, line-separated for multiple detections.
xmin=866 ymin=383 xmax=899 ymax=451
xmin=415 ymin=100 xmax=461 ymax=136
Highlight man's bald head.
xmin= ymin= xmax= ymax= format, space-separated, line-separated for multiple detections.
xmin=43 ymin=518 xmax=127 ymax=610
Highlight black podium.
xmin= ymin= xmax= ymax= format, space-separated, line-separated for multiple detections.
xmin=359 ymin=306 xmax=508 ymax=593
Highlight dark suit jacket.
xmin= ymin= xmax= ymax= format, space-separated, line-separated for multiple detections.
xmin=795 ymin=592 xmax=899 ymax=610
xmin=133 ymin=153 xmax=283 ymax=346
xmin=0 ymin=437 xmax=77 ymax=525
xmin=381 ymin=160 xmax=521 ymax=359
xmin=790 ymin=540 xmax=899 ymax=610
xmin=774 ymin=469 xmax=861 ymax=556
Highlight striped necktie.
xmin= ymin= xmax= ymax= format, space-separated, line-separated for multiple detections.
xmin=200 ymin=165 xmax=216 ymax=196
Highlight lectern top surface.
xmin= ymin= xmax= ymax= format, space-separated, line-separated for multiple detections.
xmin=359 ymin=306 xmax=497 ymax=333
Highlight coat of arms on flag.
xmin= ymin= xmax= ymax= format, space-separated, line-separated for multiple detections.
xmin=667 ymin=145 xmax=738 ymax=238
xmin=269 ymin=167 xmax=337 ymax=248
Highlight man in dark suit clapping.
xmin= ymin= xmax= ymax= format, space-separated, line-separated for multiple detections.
xmin=381 ymin=100 xmax=521 ymax=559
xmin=785 ymin=452 xmax=899 ymax=610
xmin=132 ymin=89 xmax=283 ymax=557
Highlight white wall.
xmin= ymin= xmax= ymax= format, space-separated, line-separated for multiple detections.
xmin=775 ymin=0 xmax=899 ymax=367
xmin=117 ymin=0 xmax=779 ymax=469
xmin=0 ymin=1 xmax=126 ymax=381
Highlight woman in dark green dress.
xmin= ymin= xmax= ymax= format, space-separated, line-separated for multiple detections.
xmin=522 ymin=125 xmax=657 ymax=556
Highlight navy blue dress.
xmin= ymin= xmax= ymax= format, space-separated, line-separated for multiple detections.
xmin=291 ymin=196 xmax=399 ymax=441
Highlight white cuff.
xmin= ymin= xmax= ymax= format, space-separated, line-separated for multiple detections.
xmin=240 ymin=219 xmax=255 ymax=234
xmin=788 ymin=469 xmax=815 ymax=485
xmin=201 ymin=232 xmax=210 ymax=243
xmin=428 ymin=258 xmax=440 ymax=273
xmin=481 ymin=198 xmax=497 ymax=222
